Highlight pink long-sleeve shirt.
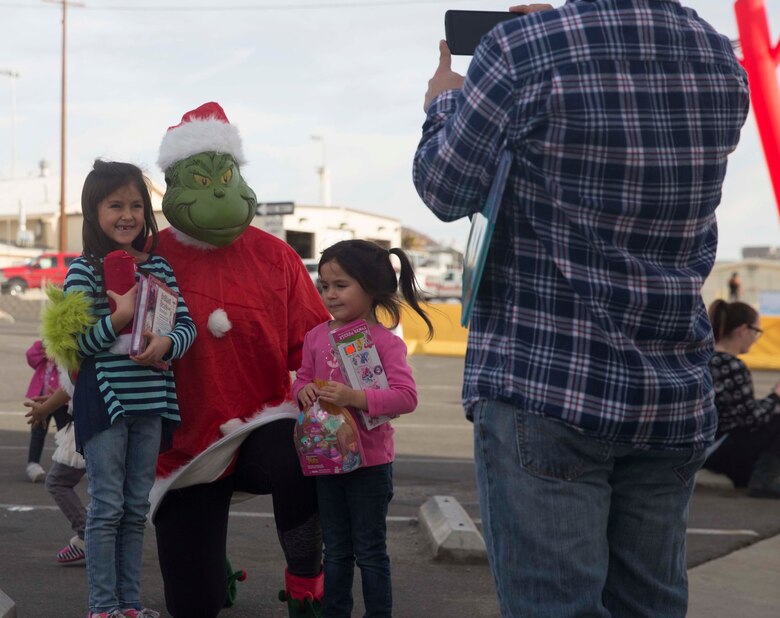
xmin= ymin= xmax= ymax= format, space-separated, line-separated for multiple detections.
xmin=292 ymin=321 xmax=417 ymax=467
xmin=25 ymin=339 xmax=60 ymax=398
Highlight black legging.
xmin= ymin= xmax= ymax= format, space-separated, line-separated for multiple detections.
xmin=154 ymin=419 xmax=321 ymax=618
xmin=28 ymin=405 xmax=71 ymax=464
xmin=703 ymin=414 xmax=780 ymax=487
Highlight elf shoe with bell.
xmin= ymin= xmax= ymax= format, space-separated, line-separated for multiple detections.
xmin=278 ymin=568 xmax=323 ymax=618
xmin=223 ymin=556 xmax=247 ymax=608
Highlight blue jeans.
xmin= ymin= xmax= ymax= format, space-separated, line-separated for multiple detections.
xmin=472 ymin=400 xmax=705 ymax=618
xmin=317 ymin=463 xmax=393 ymax=618
xmin=83 ymin=415 xmax=161 ymax=614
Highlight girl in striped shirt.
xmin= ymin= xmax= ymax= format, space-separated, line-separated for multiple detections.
xmin=64 ymin=160 xmax=196 ymax=618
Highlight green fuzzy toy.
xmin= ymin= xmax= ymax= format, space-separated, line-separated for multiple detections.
xmin=40 ymin=284 xmax=95 ymax=372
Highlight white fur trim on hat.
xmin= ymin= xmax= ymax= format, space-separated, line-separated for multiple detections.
xmin=157 ymin=103 xmax=246 ymax=171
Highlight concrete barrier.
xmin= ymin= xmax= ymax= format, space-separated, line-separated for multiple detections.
xmin=742 ymin=316 xmax=780 ymax=371
xmin=0 ymin=588 xmax=15 ymax=618
xmin=399 ymin=309 xmax=780 ymax=370
xmin=418 ymin=495 xmax=487 ymax=564
xmin=400 ymin=304 xmax=468 ymax=357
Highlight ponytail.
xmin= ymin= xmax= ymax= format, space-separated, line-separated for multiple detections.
xmin=389 ymin=248 xmax=434 ymax=341
xmin=319 ymin=240 xmax=435 ymax=340
xmin=708 ymin=299 xmax=757 ymax=342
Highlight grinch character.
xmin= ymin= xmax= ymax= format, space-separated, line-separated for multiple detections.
xmin=150 ymin=102 xmax=330 ymax=618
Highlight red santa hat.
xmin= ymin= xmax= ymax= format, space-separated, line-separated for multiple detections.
xmin=157 ymin=101 xmax=247 ymax=171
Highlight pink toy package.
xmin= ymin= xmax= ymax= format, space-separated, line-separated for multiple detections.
xmin=295 ymin=379 xmax=364 ymax=476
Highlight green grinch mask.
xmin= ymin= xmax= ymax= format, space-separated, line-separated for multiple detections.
xmin=162 ymin=152 xmax=256 ymax=247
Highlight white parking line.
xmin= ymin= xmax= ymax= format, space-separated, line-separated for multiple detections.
xmin=687 ymin=528 xmax=760 ymax=537
xmin=395 ymin=457 xmax=473 ymax=465
xmin=393 ymin=423 xmax=471 ymax=430
xmin=0 ymin=504 xmax=761 ymax=535
xmin=0 ymin=504 xmax=420 ymax=523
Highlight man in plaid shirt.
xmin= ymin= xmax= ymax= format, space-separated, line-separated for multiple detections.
xmin=413 ymin=2 xmax=749 ymax=616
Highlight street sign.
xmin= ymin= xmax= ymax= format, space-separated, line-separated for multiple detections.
xmin=260 ymin=215 xmax=285 ymax=240
xmin=256 ymin=201 xmax=294 ymax=217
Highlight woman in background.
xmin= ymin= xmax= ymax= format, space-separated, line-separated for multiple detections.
xmin=704 ymin=299 xmax=780 ymax=498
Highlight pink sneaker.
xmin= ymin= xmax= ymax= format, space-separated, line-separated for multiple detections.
xmin=57 ymin=536 xmax=86 ymax=564
xmin=121 ymin=610 xmax=160 ymax=618
xmin=87 ymin=611 xmax=125 ymax=618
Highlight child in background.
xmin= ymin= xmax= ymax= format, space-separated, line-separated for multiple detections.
xmin=292 ymin=239 xmax=433 ymax=617
xmin=66 ymin=160 xmax=196 ymax=618
xmin=24 ymin=339 xmax=70 ymax=482
xmin=25 ymin=375 xmax=87 ymax=564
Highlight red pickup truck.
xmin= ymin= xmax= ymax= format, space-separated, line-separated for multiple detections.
xmin=0 ymin=252 xmax=80 ymax=296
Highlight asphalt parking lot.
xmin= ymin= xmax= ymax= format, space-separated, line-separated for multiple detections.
xmin=1 ymin=294 xmax=780 ymax=617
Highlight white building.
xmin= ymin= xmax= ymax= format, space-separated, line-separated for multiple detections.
xmin=0 ymin=168 xmax=402 ymax=258
xmin=703 ymin=259 xmax=780 ymax=314
xmin=279 ymin=205 xmax=401 ymax=258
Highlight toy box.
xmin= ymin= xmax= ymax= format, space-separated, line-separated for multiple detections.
xmin=328 ymin=319 xmax=396 ymax=430
xmin=130 ymin=274 xmax=178 ymax=369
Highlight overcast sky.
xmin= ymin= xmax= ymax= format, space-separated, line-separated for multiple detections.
xmin=0 ymin=0 xmax=778 ymax=259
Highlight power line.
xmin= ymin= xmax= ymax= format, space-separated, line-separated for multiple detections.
xmin=3 ymin=0 xmax=469 ymax=10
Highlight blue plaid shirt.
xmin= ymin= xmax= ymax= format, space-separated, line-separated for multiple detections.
xmin=413 ymin=0 xmax=750 ymax=450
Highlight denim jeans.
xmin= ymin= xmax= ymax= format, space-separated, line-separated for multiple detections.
xmin=83 ymin=415 xmax=161 ymax=614
xmin=317 ymin=463 xmax=393 ymax=618
xmin=472 ymin=400 xmax=705 ymax=618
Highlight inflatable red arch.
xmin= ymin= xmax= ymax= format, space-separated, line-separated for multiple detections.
xmin=736 ymin=0 xmax=780 ymax=217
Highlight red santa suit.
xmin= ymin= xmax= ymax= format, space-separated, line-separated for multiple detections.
xmin=151 ymin=227 xmax=329 ymax=618
xmin=152 ymin=226 xmax=328 ymax=490
xmin=151 ymin=102 xmax=329 ymax=618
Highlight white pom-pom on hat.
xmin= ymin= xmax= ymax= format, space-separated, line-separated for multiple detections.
xmin=207 ymin=308 xmax=232 ymax=338
xmin=157 ymin=102 xmax=246 ymax=172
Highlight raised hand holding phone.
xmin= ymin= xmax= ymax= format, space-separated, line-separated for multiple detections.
xmin=444 ymin=5 xmax=554 ymax=56
xmin=424 ymin=40 xmax=465 ymax=112
xmin=509 ymin=4 xmax=554 ymax=15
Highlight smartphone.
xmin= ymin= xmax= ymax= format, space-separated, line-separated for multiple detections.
xmin=444 ymin=10 xmax=519 ymax=56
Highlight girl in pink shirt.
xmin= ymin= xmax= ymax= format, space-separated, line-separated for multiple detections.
xmin=292 ymin=239 xmax=433 ymax=618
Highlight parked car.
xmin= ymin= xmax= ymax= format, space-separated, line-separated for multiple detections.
xmin=0 ymin=252 xmax=80 ymax=296
xmin=302 ymin=258 xmax=321 ymax=291
xmin=423 ymin=268 xmax=463 ymax=301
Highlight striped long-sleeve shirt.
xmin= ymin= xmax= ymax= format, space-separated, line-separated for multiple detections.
xmin=413 ymin=0 xmax=750 ymax=450
xmin=64 ymin=255 xmax=196 ymax=427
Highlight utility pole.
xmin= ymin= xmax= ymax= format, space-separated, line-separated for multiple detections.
xmin=43 ymin=0 xmax=83 ymax=252
xmin=0 ymin=69 xmax=20 ymax=179
xmin=310 ymin=134 xmax=332 ymax=206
